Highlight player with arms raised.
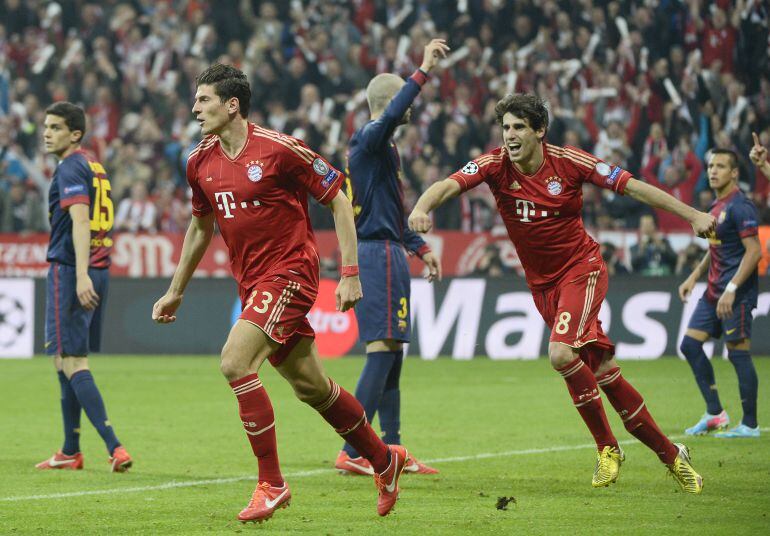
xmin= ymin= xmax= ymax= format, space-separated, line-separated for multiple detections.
xmin=37 ymin=102 xmax=132 ymax=472
xmin=334 ymin=38 xmax=447 ymax=476
xmin=152 ymin=64 xmax=408 ymax=522
xmin=409 ymin=93 xmax=714 ymax=493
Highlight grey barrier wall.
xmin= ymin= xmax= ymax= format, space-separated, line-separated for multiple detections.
xmin=34 ymin=278 xmax=239 ymax=355
xmin=33 ymin=277 xmax=770 ymax=357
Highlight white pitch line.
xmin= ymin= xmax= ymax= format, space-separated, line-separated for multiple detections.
xmin=0 ymin=469 xmax=328 ymax=503
xmin=4 ymin=429 xmax=766 ymax=502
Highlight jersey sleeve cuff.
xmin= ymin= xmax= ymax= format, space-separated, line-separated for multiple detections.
xmin=60 ymin=195 xmax=90 ymax=208
xmin=614 ymin=170 xmax=633 ymax=195
xmin=415 ymin=244 xmax=432 ymax=258
xmin=192 ymin=207 xmax=213 ymax=217
xmin=410 ymin=69 xmax=428 ymax=86
xmin=316 ymin=171 xmax=343 ymax=205
xmin=449 ymin=174 xmax=469 ymax=192
xmin=739 ymin=228 xmax=758 ymax=238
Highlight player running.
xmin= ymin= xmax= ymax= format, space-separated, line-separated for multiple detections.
xmin=409 ymin=93 xmax=714 ymax=493
xmin=36 ymin=102 xmax=132 ymax=472
xmin=152 ymin=64 xmax=407 ymax=522
xmin=679 ymin=149 xmax=761 ymax=438
xmin=335 ymin=38 xmax=446 ymax=477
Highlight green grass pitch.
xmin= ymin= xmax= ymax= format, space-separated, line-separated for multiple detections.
xmin=1 ymin=356 xmax=768 ymax=535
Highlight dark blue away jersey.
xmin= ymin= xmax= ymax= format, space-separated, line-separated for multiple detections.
xmin=705 ymin=188 xmax=758 ymax=305
xmin=345 ymin=69 xmax=431 ymax=257
xmin=47 ymin=149 xmax=113 ymax=268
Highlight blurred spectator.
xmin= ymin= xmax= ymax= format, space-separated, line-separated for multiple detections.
xmin=601 ymin=242 xmax=629 ymax=276
xmin=0 ymin=0 xmax=764 ymax=281
xmin=115 ymin=182 xmax=157 ymax=233
xmin=630 ymin=214 xmax=678 ymax=276
xmin=695 ymin=189 xmax=714 ymax=212
xmin=759 ymin=208 xmax=770 ymax=276
xmin=640 ymin=135 xmax=702 ymax=231
xmin=108 ymin=143 xmax=153 ymax=201
xmin=0 ymin=181 xmax=47 ymax=232
xmin=0 ymin=128 xmax=28 ymax=183
xmin=471 ymin=243 xmax=506 ymax=278
xmin=155 ymin=184 xmax=190 ymax=234
xmin=675 ymin=242 xmax=707 ymax=276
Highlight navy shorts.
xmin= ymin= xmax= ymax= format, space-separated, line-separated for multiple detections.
xmin=687 ymin=295 xmax=754 ymax=342
xmin=355 ymin=240 xmax=411 ymax=343
xmin=45 ymin=263 xmax=109 ymax=356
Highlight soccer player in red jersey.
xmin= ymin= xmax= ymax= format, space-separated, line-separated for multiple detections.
xmin=409 ymin=94 xmax=716 ymax=494
xmin=152 ymin=64 xmax=408 ymax=522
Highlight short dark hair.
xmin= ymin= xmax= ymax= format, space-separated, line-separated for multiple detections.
xmin=45 ymin=101 xmax=86 ymax=142
xmin=710 ymin=148 xmax=739 ymax=169
xmin=494 ymin=93 xmax=549 ymax=136
xmin=196 ymin=63 xmax=251 ymax=118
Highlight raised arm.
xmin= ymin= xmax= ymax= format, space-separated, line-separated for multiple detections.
xmin=408 ymin=178 xmax=462 ymax=233
xmin=749 ymin=131 xmax=770 ymax=181
xmin=362 ymin=39 xmax=449 ymax=150
xmin=328 ymin=190 xmax=363 ymax=312
xmin=152 ymin=212 xmax=215 ymax=323
xmin=624 ymin=177 xmax=715 ymax=237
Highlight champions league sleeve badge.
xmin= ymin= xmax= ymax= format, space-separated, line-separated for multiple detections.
xmin=461 ymin=161 xmax=479 ymax=175
xmin=313 ymin=158 xmax=329 ymax=175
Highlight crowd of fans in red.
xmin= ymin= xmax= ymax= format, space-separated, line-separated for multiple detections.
xmin=1 ymin=0 xmax=769 ymax=274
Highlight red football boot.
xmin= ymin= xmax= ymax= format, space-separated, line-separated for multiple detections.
xmin=375 ymin=445 xmax=407 ymax=516
xmin=403 ymin=454 xmax=439 ymax=475
xmin=36 ymin=450 xmax=83 ymax=470
xmin=238 ymin=482 xmax=291 ymax=523
xmin=335 ymin=450 xmax=375 ymax=476
xmin=109 ymin=446 xmax=133 ymax=473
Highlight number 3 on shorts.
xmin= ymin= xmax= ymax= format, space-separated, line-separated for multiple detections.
xmin=555 ymin=311 xmax=571 ymax=334
xmin=245 ymin=290 xmax=274 ymax=314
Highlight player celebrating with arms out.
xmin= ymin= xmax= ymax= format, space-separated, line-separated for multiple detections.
xmin=152 ymin=65 xmax=408 ymax=522
xmin=679 ymin=149 xmax=761 ymax=438
xmin=409 ymin=93 xmax=714 ymax=493
xmin=335 ymin=38 xmax=447 ymax=476
xmin=36 ymin=102 xmax=132 ymax=472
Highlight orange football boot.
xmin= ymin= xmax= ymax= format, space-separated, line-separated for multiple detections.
xmin=238 ymin=482 xmax=291 ymax=523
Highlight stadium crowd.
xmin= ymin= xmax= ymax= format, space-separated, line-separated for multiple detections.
xmin=1 ymin=0 xmax=770 ymax=274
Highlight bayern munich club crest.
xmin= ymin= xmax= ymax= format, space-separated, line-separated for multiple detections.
xmin=246 ymin=160 xmax=264 ymax=182
xmin=545 ymin=177 xmax=563 ymax=196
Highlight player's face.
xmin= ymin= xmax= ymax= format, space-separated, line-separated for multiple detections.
xmin=501 ymin=112 xmax=544 ymax=165
xmin=43 ymin=114 xmax=81 ymax=156
xmin=192 ymin=84 xmax=234 ymax=135
xmin=707 ymin=153 xmax=737 ymax=191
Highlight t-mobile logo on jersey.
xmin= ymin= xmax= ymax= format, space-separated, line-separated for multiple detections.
xmin=214 ymin=191 xmax=261 ymax=219
xmin=215 ymin=191 xmax=237 ymax=218
xmin=515 ymin=198 xmax=550 ymax=222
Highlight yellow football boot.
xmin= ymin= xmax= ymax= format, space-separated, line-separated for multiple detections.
xmin=667 ymin=443 xmax=703 ymax=494
xmin=592 ymin=445 xmax=624 ymax=487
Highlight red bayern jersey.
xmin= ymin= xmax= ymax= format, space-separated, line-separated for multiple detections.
xmin=450 ymin=143 xmax=632 ymax=290
xmin=186 ymin=123 xmax=343 ymax=288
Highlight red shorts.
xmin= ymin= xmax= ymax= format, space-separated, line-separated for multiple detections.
xmin=238 ymin=269 xmax=317 ymax=367
xmin=532 ymin=261 xmax=615 ymax=371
